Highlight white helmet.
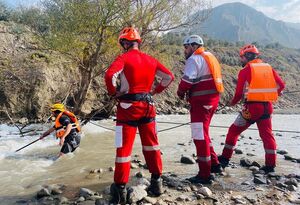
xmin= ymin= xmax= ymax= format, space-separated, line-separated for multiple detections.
xmin=183 ymin=35 xmax=204 ymax=46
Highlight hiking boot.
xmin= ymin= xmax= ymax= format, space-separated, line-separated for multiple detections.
xmin=218 ymin=155 xmax=230 ymax=168
xmin=259 ymin=166 xmax=275 ymax=174
xmin=147 ymin=174 xmax=163 ymax=196
xmin=186 ymin=174 xmax=214 ymax=185
xmin=211 ymin=164 xmax=223 ymax=173
xmin=110 ymin=183 xmax=127 ymax=204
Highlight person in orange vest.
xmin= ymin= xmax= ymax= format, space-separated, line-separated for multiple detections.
xmin=40 ymin=103 xmax=81 ymax=157
xmin=177 ymin=35 xmax=224 ymax=184
xmin=218 ymin=44 xmax=285 ymax=173
xmin=105 ymin=27 xmax=174 ymax=204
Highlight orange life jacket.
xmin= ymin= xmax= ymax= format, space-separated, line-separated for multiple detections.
xmin=246 ymin=62 xmax=278 ymax=102
xmin=194 ymin=47 xmax=224 ymax=93
xmin=55 ymin=111 xmax=81 ymax=138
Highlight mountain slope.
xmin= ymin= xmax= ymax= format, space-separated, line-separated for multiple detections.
xmin=192 ymin=2 xmax=300 ymax=48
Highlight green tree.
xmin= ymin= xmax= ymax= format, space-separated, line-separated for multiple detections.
xmin=41 ymin=0 xmax=211 ymax=113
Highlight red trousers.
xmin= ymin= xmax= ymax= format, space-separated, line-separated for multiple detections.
xmin=221 ymin=102 xmax=276 ymax=166
xmin=114 ymin=101 xmax=162 ymax=184
xmin=190 ymin=101 xmax=219 ymax=179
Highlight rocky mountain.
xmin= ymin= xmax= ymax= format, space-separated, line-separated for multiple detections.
xmin=189 ymin=2 xmax=300 ymax=48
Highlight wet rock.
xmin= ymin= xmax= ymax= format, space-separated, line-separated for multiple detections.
xmin=249 ymin=166 xmax=259 ymax=172
xmin=127 ymin=186 xmax=147 ymax=204
xmin=177 ymin=142 xmax=187 ymax=146
xmin=220 ymin=142 xmax=225 ymax=145
xmin=135 ymin=177 xmax=150 ymax=188
xmin=95 ymin=199 xmax=109 ymax=205
xmin=195 ymin=193 xmax=205 ymax=199
xmin=241 ymin=181 xmax=251 ymax=185
xmin=176 ymin=195 xmax=190 ymax=202
xmin=77 ymin=196 xmax=85 ymax=202
xmin=285 ymin=178 xmax=298 ymax=187
xmin=277 ymin=149 xmax=288 ymax=155
xmin=287 ymin=185 xmax=297 ymax=191
xmin=131 ymin=162 xmax=140 ymax=169
xmin=180 ymin=155 xmax=196 ymax=164
xmin=235 ymin=149 xmax=243 ymax=154
xmin=289 ymin=197 xmax=300 ymax=204
xmin=251 ymin=161 xmax=261 ymax=168
xmin=37 ymin=188 xmax=51 ymax=199
xmin=161 ymin=175 xmax=184 ymax=188
xmin=284 ymin=154 xmax=295 ymax=161
xmin=135 ymin=171 xmax=144 ymax=178
xmin=51 ymin=187 xmax=62 ymax=195
xmin=80 ymin=188 xmax=94 ymax=198
xmin=246 ymin=153 xmax=255 ymax=157
xmin=253 ymin=175 xmax=267 ymax=184
xmin=275 ymin=133 xmax=283 ymax=136
xmin=240 ymin=158 xmax=252 ymax=167
xmin=276 ymin=182 xmax=288 ymax=189
xmin=108 ymin=167 xmax=115 ymax=171
xmin=90 ymin=168 xmax=103 ymax=173
xmin=198 ymin=187 xmax=212 ymax=197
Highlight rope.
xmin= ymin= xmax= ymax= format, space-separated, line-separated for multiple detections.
xmin=156 ymin=121 xmax=300 ymax=134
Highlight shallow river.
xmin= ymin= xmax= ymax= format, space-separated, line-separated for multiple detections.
xmin=0 ymin=114 xmax=299 ymax=204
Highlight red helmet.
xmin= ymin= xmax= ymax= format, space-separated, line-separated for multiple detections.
xmin=239 ymin=44 xmax=260 ymax=56
xmin=118 ymin=27 xmax=141 ymax=43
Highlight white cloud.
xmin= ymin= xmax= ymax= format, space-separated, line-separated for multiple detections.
xmin=212 ymin=0 xmax=300 ymax=23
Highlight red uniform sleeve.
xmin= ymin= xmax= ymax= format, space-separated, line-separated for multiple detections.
xmin=153 ymin=60 xmax=174 ymax=93
xmin=231 ymin=68 xmax=247 ymax=105
xmin=104 ymin=55 xmax=124 ymax=96
xmin=272 ymin=68 xmax=285 ymax=94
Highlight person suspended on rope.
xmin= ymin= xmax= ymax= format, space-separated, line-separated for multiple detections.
xmin=104 ymin=26 xmax=174 ymax=204
xmin=177 ymin=35 xmax=224 ymax=184
xmin=39 ymin=103 xmax=81 ymax=157
xmin=218 ymin=44 xmax=285 ymax=174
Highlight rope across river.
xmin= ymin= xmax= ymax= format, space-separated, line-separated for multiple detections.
xmin=88 ymin=120 xmax=300 ymax=134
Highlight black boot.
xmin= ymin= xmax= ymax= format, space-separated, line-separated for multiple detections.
xmin=218 ymin=155 xmax=230 ymax=168
xmin=260 ymin=166 xmax=275 ymax=174
xmin=211 ymin=164 xmax=223 ymax=173
xmin=110 ymin=183 xmax=127 ymax=204
xmin=186 ymin=174 xmax=214 ymax=185
xmin=147 ymin=174 xmax=163 ymax=196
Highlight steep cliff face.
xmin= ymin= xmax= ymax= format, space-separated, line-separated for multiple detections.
xmin=0 ymin=22 xmax=79 ymax=121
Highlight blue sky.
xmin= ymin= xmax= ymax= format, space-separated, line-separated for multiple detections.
xmin=2 ymin=0 xmax=300 ymax=23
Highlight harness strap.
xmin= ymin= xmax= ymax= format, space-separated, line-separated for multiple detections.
xmin=115 ymin=117 xmax=155 ymax=127
xmin=118 ymin=93 xmax=153 ymax=103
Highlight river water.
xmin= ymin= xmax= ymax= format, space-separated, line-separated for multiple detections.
xmin=0 ymin=114 xmax=299 ymax=204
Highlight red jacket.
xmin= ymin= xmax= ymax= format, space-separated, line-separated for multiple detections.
xmin=105 ymin=49 xmax=174 ymax=96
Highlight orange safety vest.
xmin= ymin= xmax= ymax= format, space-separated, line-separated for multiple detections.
xmin=194 ymin=47 xmax=224 ymax=93
xmin=55 ymin=111 xmax=81 ymax=138
xmin=246 ymin=63 xmax=278 ymax=102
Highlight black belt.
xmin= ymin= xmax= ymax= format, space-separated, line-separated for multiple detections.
xmin=115 ymin=117 xmax=155 ymax=127
xmin=118 ymin=93 xmax=153 ymax=103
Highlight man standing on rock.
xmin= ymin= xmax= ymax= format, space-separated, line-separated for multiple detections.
xmin=218 ymin=44 xmax=285 ymax=173
xmin=40 ymin=103 xmax=81 ymax=157
xmin=105 ymin=26 xmax=174 ymax=204
xmin=177 ymin=35 xmax=224 ymax=184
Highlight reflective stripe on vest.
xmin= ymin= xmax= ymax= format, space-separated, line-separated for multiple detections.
xmin=143 ymin=145 xmax=160 ymax=151
xmin=190 ymin=89 xmax=218 ymax=97
xmin=197 ymin=156 xmax=211 ymax=162
xmin=265 ymin=149 xmax=276 ymax=154
xmin=194 ymin=48 xmax=224 ymax=93
xmin=247 ymin=63 xmax=278 ymax=102
xmin=115 ymin=156 xmax=131 ymax=163
xmin=182 ymin=74 xmax=213 ymax=84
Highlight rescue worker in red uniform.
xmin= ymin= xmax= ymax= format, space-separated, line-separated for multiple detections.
xmin=40 ymin=103 xmax=81 ymax=157
xmin=105 ymin=27 xmax=174 ymax=204
xmin=177 ymin=35 xmax=224 ymax=184
xmin=218 ymin=44 xmax=285 ymax=173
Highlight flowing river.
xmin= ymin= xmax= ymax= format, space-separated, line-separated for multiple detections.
xmin=0 ymin=114 xmax=299 ymax=204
